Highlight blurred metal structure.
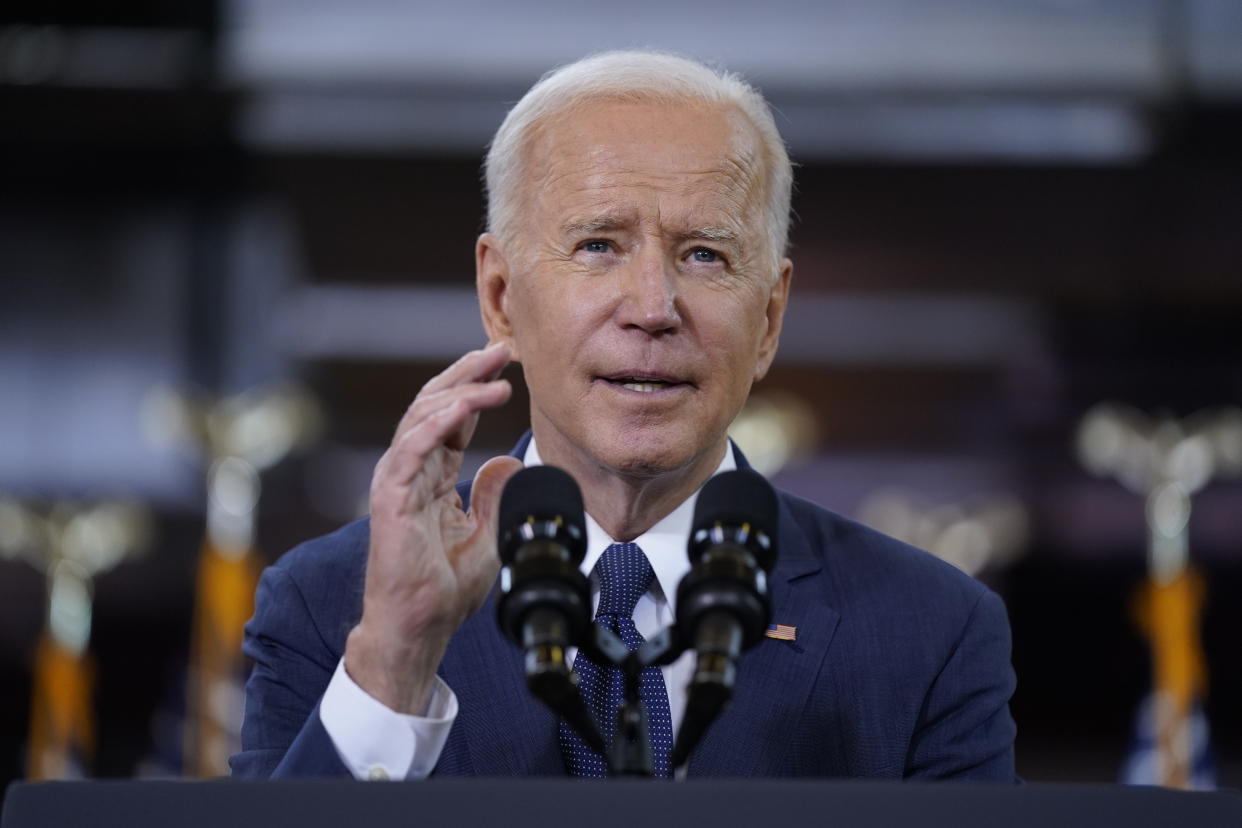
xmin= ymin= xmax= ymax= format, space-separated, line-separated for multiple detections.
xmin=1077 ymin=404 xmax=1242 ymax=789
xmin=0 ymin=498 xmax=150 ymax=779
xmin=146 ymin=384 xmax=320 ymax=777
xmin=1078 ymin=404 xmax=1242 ymax=581
xmin=856 ymin=489 xmax=1028 ymax=577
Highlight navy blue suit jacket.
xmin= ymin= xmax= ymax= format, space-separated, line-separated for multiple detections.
xmin=231 ymin=435 xmax=1017 ymax=780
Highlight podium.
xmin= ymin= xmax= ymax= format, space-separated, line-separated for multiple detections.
xmin=4 ymin=779 xmax=1241 ymax=828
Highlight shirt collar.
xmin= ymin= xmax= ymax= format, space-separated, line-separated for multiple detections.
xmin=521 ymin=437 xmax=736 ymax=614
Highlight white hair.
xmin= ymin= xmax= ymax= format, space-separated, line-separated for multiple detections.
xmin=484 ymin=50 xmax=793 ymax=269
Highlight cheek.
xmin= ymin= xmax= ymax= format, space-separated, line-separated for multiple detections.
xmin=524 ymin=272 xmax=610 ymax=333
xmin=699 ymin=294 xmax=766 ymax=361
xmin=508 ymin=275 xmax=601 ymax=371
xmin=506 ymin=273 xmax=556 ymax=344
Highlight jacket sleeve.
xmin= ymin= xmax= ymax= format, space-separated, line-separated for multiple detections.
xmin=229 ymin=563 xmax=352 ymax=778
xmin=904 ymin=587 xmax=1018 ymax=782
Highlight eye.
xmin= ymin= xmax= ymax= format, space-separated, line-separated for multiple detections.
xmin=580 ymin=240 xmax=613 ymax=254
xmin=690 ymin=247 xmax=721 ymax=263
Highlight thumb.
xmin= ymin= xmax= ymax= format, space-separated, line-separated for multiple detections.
xmin=468 ymin=454 xmax=524 ymax=535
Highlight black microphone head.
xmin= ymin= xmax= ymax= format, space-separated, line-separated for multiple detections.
xmin=498 ymin=465 xmax=587 ymax=564
xmin=690 ymin=469 xmax=779 ymax=570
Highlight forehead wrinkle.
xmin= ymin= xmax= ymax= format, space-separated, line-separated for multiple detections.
xmin=548 ymin=138 xmax=759 ymax=203
xmin=522 ymin=102 xmax=770 ymax=248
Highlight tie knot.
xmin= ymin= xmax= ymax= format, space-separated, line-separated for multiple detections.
xmin=594 ymin=542 xmax=654 ymax=619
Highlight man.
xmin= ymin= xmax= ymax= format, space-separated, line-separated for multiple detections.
xmin=231 ymin=50 xmax=1017 ymax=781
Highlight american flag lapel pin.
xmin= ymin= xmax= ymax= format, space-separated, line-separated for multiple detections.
xmin=765 ymin=623 xmax=797 ymax=641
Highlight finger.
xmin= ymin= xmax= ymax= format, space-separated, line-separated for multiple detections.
xmin=394 ymin=379 xmax=510 ymax=444
xmin=459 ymin=455 xmax=525 ymax=596
xmin=382 ymin=381 xmax=512 ymax=488
xmin=466 ymin=454 xmax=525 ymax=533
xmin=416 ymin=341 xmax=509 ymax=403
xmin=442 ymin=378 xmax=511 ymax=454
xmin=391 ymin=344 xmax=509 ymax=443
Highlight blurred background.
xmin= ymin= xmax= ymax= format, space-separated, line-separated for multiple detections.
xmin=1 ymin=0 xmax=1240 ymax=793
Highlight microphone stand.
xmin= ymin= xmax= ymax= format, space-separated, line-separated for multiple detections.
xmin=575 ymin=625 xmax=687 ymax=777
xmin=506 ymin=468 xmax=777 ymax=778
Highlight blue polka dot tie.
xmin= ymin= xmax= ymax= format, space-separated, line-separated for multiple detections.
xmin=559 ymin=542 xmax=673 ymax=778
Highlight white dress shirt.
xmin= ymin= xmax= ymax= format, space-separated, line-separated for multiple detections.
xmin=318 ymin=437 xmax=735 ymax=780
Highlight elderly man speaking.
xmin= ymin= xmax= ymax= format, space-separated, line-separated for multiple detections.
xmin=231 ymin=50 xmax=1017 ymax=781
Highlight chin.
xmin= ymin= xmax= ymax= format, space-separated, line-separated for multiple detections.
xmin=584 ymin=424 xmax=705 ymax=480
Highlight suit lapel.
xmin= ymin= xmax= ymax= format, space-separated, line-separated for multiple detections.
xmin=686 ymin=494 xmax=841 ymax=777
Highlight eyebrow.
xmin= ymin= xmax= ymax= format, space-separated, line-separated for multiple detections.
xmin=681 ymin=227 xmax=741 ymax=246
xmin=561 ymin=216 xmax=630 ymax=236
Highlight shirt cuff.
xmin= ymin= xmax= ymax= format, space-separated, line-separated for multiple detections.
xmin=319 ymin=657 xmax=458 ymax=780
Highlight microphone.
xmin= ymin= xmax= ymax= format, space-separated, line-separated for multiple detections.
xmin=495 ymin=465 xmax=605 ymax=753
xmin=672 ymin=468 xmax=778 ymax=767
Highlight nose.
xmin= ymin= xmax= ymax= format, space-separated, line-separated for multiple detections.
xmin=616 ymin=243 xmax=681 ymax=335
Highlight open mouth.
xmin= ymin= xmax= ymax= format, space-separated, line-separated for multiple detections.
xmin=599 ymin=373 xmax=690 ymax=394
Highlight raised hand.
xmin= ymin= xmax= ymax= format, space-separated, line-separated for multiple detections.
xmin=344 ymin=342 xmax=523 ymax=714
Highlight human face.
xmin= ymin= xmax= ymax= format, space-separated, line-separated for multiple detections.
xmin=478 ymin=99 xmax=791 ymax=480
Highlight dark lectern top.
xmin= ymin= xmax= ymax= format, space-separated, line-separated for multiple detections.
xmin=3 ymin=778 xmax=1240 ymax=828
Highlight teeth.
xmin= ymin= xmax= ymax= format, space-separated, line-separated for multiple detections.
xmin=620 ymin=381 xmax=664 ymax=393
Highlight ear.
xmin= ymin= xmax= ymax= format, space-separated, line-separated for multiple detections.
xmin=753 ymin=257 xmax=792 ymax=383
xmin=476 ymin=233 xmax=521 ymax=362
